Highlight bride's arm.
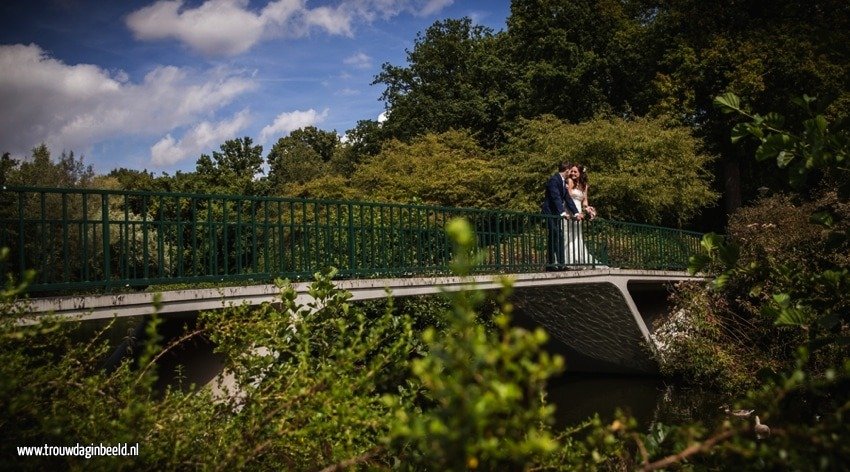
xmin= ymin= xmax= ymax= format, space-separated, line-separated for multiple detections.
xmin=584 ymin=185 xmax=597 ymax=219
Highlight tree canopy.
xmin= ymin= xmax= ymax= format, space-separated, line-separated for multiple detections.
xmin=374 ymin=18 xmax=512 ymax=147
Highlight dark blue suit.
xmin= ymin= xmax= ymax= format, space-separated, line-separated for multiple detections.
xmin=541 ymin=173 xmax=580 ymax=268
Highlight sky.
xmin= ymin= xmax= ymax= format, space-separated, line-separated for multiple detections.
xmin=0 ymin=0 xmax=511 ymax=175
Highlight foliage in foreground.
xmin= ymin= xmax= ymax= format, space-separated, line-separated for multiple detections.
xmin=642 ymin=93 xmax=850 ymax=469
xmin=1 ymin=220 xmax=627 ymax=470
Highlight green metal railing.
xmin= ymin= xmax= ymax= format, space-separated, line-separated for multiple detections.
xmin=0 ymin=186 xmax=703 ymax=294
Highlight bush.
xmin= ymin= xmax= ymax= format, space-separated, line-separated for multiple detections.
xmin=496 ymin=115 xmax=718 ymax=226
xmin=653 ymin=282 xmax=773 ymax=391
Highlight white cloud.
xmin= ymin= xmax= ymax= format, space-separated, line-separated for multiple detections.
xmin=127 ymin=0 xmax=268 ymax=56
xmin=126 ymin=0 xmax=455 ymax=56
xmin=0 ymin=43 xmax=256 ymax=165
xmin=259 ymin=108 xmax=329 ymax=143
xmin=343 ymin=51 xmax=372 ymax=69
xmin=151 ymin=109 xmax=251 ymax=165
xmin=336 ymin=87 xmax=360 ymax=96
xmin=303 ymin=5 xmax=354 ymax=36
xmin=418 ymin=0 xmax=454 ymax=16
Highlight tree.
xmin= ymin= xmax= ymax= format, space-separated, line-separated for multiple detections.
xmin=331 ymin=119 xmax=385 ymax=175
xmin=267 ymin=127 xmax=339 ymax=193
xmin=196 ymin=137 xmax=265 ymax=196
xmin=0 ymin=153 xmax=17 ymax=186
xmin=620 ymin=0 xmax=850 ymax=216
xmin=4 ymin=145 xmax=94 ymax=188
xmin=374 ymin=18 xmax=513 ymax=147
xmin=505 ymin=0 xmax=632 ymax=122
xmin=0 ymin=146 xmax=96 ymax=283
xmin=106 ymin=168 xmax=157 ymax=192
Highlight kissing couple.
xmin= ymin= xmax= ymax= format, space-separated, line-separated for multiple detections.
xmin=541 ymin=161 xmax=604 ymax=269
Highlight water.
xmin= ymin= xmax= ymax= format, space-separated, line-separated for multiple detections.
xmin=548 ymin=374 xmax=723 ymax=430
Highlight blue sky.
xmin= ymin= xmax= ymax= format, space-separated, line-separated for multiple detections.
xmin=0 ymin=0 xmax=511 ymax=175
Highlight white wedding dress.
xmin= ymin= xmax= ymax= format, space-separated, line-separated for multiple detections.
xmin=563 ymin=188 xmax=607 ymax=267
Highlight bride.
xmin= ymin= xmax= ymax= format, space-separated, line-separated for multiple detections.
xmin=563 ymin=164 xmax=606 ymax=267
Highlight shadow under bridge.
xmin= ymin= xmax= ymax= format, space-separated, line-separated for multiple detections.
xmin=508 ymin=270 xmax=698 ymax=374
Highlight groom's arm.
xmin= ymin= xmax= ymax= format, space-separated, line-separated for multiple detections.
xmin=546 ymin=176 xmax=566 ymax=215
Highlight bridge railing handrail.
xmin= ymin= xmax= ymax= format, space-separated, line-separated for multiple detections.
xmin=1 ymin=185 xmax=554 ymax=219
xmin=1 ymin=186 xmax=703 ymax=294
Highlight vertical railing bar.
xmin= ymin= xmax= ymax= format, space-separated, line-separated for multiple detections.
xmin=348 ymin=203 xmax=355 ymax=274
xmin=142 ymin=194 xmax=149 ymax=280
xmin=156 ymin=195 xmax=164 ymax=278
xmin=122 ymin=194 xmax=129 ymax=281
xmin=278 ymin=201 xmax=284 ymax=274
xmin=207 ymin=197 xmax=214 ymax=277
xmin=39 ymin=192 xmax=47 ymax=278
xmin=236 ymin=198 xmax=242 ymax=274
xmin=389 ymin=205 xmax=395 ymax=272
xmin=358 ymin=203 xmax=365 ymax=273
xmin=285 ymin=200 xmax=292 ymax=274
xmin=262 ymin=199 xmax=268 ymax=276
xmin=326 ymin=203 xmax=333 ymax=271
xmin=377 ymin=204 xmax=383 ymax=272
xmin=223 ymin=197 xmax=229 ymax=275
xmin=101 ymin=192 xmax=111 ymax=287
xmin=17 ymin=191 xmax=25 ymax=279
xmin=300 ymin=202 xmax=307 ymax=274
xmin=250 ymin=198 xmax=257 ymax=275
xmin=82 ymin=193 xmax=89 ymax=282
xmin=191 ymin=197 xmax=197 ymax=277
xmin=495 ymin=213 xmax=502 ymax=269
xmin=308 ymin=200 xmax=314 ymax=275
xmin=416 ymin=207 xmax=421 ymax=271
xmin=176 ymin=195 xmax=183 ymax=278
xmin=369 ymin=205 xmax=375 ymax=272
xmin=62 ymin=193 xmax=69 ymax=282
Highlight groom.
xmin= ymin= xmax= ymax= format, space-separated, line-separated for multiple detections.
xmin=541 ymin=162 xmax=581 ymax=270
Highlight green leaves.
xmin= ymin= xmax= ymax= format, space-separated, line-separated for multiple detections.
xmin=755 ymin=134 xmax=795 ymax=163
xmin=715 ymin=92 xmax=849 ymax=192
xmin=385 ymin=217 xmax=564 ymax=470
xmin=711 ymin=90 xmax=850 ymax=358
xmin=688 ymin=232 xmax=740 ymax=283
xmin=714 ymin=92 xmax=743 ymax=114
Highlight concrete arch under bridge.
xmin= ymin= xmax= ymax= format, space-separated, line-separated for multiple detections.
xmin=22 ymin=269 xmax=706 ymax=376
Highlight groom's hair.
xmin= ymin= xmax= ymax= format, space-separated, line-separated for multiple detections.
xmin=558 ymin=161 xmax=572 ymax=172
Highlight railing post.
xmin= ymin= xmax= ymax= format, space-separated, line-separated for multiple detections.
xmin=495 ymin=212 xmax=502 ymax=269
xmin=62 ymin=193 xmax=69 ymax=283
xmin=101 ymin=192 xmax=110 ymax=286
xmin=176 ymin=195 xmax=183 ymax=277
xmin=348 ymin=203 xmax=355 ymax=274
xmin=17 ymin=191 xmax=25 ymax=278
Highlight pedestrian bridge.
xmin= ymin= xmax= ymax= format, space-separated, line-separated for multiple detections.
xmin=3 ymin=186 xmax=707 ymax=373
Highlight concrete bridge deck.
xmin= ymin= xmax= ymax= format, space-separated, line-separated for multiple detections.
xmin=20 ymin=269 xmax=706 ymax=375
